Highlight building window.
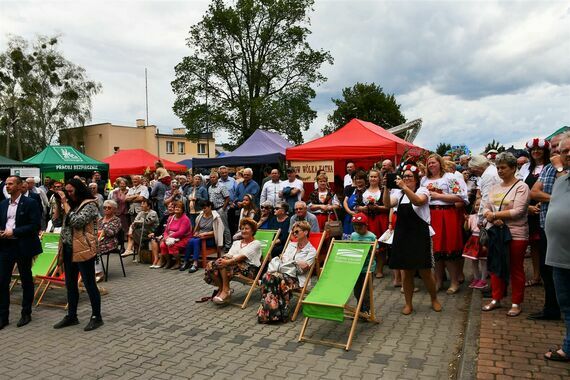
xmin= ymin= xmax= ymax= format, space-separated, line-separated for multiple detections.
xmin=177 ymin=142 xmax=185 ymax=154
xmin=198 ymin=143 xmax=207 ymax=155
xmin=166 ymin=141 xmax=174 ymax=154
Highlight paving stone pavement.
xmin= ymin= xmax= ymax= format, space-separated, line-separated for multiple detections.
xmin=3 ymin=256 xmax=471 ymax=379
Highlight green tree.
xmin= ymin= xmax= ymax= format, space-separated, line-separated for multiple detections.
xmin=171 ymin=0 xmax=332 ymax=147
xmin=323 ymin=82 xmax=406 ymax=135
xmin=435 ymin=142 xmax=451 ymax=156
xmin=0 ymin=35 xmax=101 ymax=160
xmin=484 ymin=139 xmax=505 ymax=153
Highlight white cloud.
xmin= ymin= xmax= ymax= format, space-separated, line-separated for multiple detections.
xmin=1 ymin=0 xmax=569 ymax=152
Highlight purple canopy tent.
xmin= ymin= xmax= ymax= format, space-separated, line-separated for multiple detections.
xmin=192 ymin=130 xmax=293 ymax=168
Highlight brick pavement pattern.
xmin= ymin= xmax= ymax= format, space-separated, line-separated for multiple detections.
xmin=476 ymin=260 xmax=569 ymax=380
xmin=3 ymin=257 xmax=470 ymax=379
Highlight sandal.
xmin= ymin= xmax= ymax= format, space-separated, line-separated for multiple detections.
xmin=432 ymin=300 xmax=442 ymax=312
xmin=525 ymin=279 xmax=542 ymax=287
xmin=375 ymin=273 xmax=384 ymax=279
xmin=507 ymin=304 xmax=522 ymax=317
xmin=446 ymin=287 xmax=460 ymax=295
xmin=544 ymin=348 xmax=570 ymax=362
xmin=482 ymin=300 xmax=501 ymax=311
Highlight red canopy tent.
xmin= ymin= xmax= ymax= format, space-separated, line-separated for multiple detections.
xmin=103 ymin=149 xmax=188 ymax=181
xmin=286 ymin=118 xmax=419 ymax=161
xmin=286 ymin=119 xmax=423 ymax=195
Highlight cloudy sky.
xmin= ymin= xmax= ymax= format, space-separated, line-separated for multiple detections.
xmin=2 ymin=0 xmax=569 ymax=154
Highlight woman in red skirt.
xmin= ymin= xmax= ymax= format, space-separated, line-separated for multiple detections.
xmin=420 ymin=154 xmax=468 ymax=294
xmin=308 ymin=174 xmax=340 ymax=231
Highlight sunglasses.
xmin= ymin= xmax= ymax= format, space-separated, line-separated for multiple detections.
xmin=274 ymin=207 xmax=282 ymax=210
xmin=402 ymin=175 xmax=414 ymax=179
xmin=260 ymin=206 xmax=271 ymax=210
xmin=103 ymin=206 xmax=113 ymax=210
xmin=292 ymin=229 xmax=303 ymax=235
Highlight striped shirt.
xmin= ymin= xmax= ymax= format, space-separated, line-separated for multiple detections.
xmin=208 ymin=183 xmax=229 ymax=210
xmin=538 ymin=164 xmax=557 ymax=229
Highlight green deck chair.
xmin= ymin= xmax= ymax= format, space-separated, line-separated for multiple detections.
xmin=298 ymin=239 xmax=378 ymax=351
xmin=231 ymin=229 xmax=280 ymax=309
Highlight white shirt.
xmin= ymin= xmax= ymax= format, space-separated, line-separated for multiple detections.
xmin=477 ymin=164 xmax=501 ymax=223
xmin=226 ymin=239 xmax=262 ymax=267
xmin=281 ymin=241 xmax=317 ymax=287
xmin=344 ymin=174 xmax=353 ymax=187
xmin=285 ymin=178 xmax=304 ymax=201
xmin=420 ymin=172 xmax=468 ymax=206
xmin=6 ymin=194 xmax=22 ymax=232
xmin=260 ymin=180 xmax=284 ymax=206
xmin=391 ymin=187 xmax=435 ymax=236
xmin=127 ymin=184 xmax=149 ymax=199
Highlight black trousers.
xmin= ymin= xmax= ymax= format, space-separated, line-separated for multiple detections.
xmin=0 ymin=242 xmax=34 ymax=322
xmin=539 ymin=228 xmax=560 ymax=316
xmin=354 ymin=273 xmax=371 ymax=312
xmin=62 ymin=244 xmax=101 ymax=318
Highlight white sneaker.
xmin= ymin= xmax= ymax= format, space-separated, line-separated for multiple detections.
xmin=121 ymin=250 xmax=133 ymax=257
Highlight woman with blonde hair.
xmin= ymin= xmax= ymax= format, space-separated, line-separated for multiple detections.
xmin=421 ymin=153 xmax=468 ymax=294
xmin=308 ymin=174 xmax=340 ymax=231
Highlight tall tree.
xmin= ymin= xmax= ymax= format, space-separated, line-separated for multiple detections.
xmin=171 ymin=0 xmax=332 ymax=147
xmin=484 ymin=139 xmax=505 ymax=153
xmin=323 ymin=82 xmax=406 ymax=135
xmin=435 ymin=142 xmax=451 ymax=156
xmin=0 ymin=35 xmax=101 ymax=159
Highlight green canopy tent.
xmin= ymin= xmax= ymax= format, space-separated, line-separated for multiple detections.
xmin=23 ymin=145 xmax=109 ymax=181
xmin=0 ymin=155 xmax=27 ymax=168
xmin=0 ymin=154 xmax=40 ymax=179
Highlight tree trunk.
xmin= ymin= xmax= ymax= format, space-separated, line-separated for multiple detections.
xmin=14 ymin=120 xmax=23 ymax=160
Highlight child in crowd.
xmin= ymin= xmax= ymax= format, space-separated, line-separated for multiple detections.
xmin=350 ymin=213 xmax=377 ymax=314
xmin=462 ymin=199 xmax=488 ymax=289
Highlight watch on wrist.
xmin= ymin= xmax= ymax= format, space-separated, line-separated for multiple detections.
xmin=556 ymin=167 xmax=564 ymax=173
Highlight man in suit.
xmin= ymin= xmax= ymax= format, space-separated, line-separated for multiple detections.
xmin=0 ymin=176 xmax=43 ymax=330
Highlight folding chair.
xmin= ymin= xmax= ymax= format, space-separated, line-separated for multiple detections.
xmin=200 ymin=238 xmax=220 ymax=268
xmin=35 ymin=265 xmax=70 ymax=309
xmin=231 ymin=229 xmax=280 ymax=309
xmin=290 ymin=231 xmax=327 ymax=321
xmin=11 ymin=232 xmax=59 ymax=293
xmin=298 ymin=239 xmax=378 ymax=351
xmin=99 ymin=229 xmax=126 ymax=281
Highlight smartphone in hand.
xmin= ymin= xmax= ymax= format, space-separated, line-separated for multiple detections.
xmin=386 ymin=173 xmax=398 ymax=189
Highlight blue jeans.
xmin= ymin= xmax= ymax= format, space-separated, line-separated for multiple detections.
xmin=553 ymin=267 xmax=570 ymax=354
xmin=184 ymin=237 xmax=216 ymax=262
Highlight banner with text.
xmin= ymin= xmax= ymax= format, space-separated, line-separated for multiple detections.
xmin=290 ymin=160 xmax=335 ymax=183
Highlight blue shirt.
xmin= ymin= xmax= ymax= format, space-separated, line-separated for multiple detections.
xmin=235 ymin=179 xmax=260 ymax=206
xmin=538 ymin=164 xmax=557 ymax=229
xmin=219 ymin=176 xmax=237 ymax=202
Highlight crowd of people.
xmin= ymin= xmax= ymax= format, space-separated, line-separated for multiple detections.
xmin=1 ymin=132 xmax=569 ymax=363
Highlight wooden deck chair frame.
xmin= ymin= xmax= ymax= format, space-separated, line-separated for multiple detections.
xmin=290 ymin=230 xmax=328 ymax=321
xmin=298 ymin=239 xmax=378 ymax=351
xmin=35 ymin=264 xmax=83 ymax=309
xmin=229 ymin=229 xmax=280 ymax=309
xmin=10 ymin=250 xmax=59 ymax=299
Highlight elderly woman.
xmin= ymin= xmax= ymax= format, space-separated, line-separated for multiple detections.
xmin=122 ymin=199 xmax=159 ymax=258
xmin=518 ymin=138 xmax=550 ymax=287
xmin=184 ymin=174 xmax=208 ymax=226
xmin=421 ymin=154 xmax=468 ymax=294
xmin=383 ymin=165 xmax=441 ymax=315
xmin=308 ymin=174 xmax=341 ymax=232
xmin=160 ymin=201 xmax=192 ymax=270
xmin=204 ymin=218 xmax=262 ymax=305
xmin=257 ymin=201 xmax=275 ymax=229
xmin=181 ymin=200 xmax=225 ymax=273
xmin=257 ymin=221 xmax=317 ymax=323
xmin=481 ymin=152 xmax=530 ymax=317
xmin=164 ymin=180 xmax=184 ymax=207
xmin=95 ymin=200 xmax=122 ymax=281
xmin=109 ymin=177 xmax=130 ymax=233
xmin=148 ymin=202 xmax=175 ymax=268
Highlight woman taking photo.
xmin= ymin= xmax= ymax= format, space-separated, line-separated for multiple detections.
xmin=421 ymin=154 xmax=467 ymax=294
xmin=204 ymin=218 xmax=262 ymax=305
xmin=308 ymin=174 xmax=340 ymax=231
xmin=181 ymin=200 xmax=225 ymax=273
xmin=482 ymin=152 xmax=530 ymax=317
xmin=383 ymin=165 xmax=441 ymax=315
xmin=257 ymin=221 xmax=317 ymax=323
xmin=53 ymin=178 xmax=103 ymax=331
xmin=159 ymin=201 xmax=192 ymax=270
xmin=518 ymin=138 xmax=550 ymax=288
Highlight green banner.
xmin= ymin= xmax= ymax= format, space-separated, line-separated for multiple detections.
xmin=303 ymin=242 xmax=372 ymax=322
xmin=255 ymin=230 xmax=277 ymax=259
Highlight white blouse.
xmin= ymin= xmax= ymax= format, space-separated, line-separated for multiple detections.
xmin=226 ymin=240 xmax=262 ymax=267
xmin=391 ymin=187 xmax=435 ymax=236
xmin=420 ymin=172 xmax=467 ymax=206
